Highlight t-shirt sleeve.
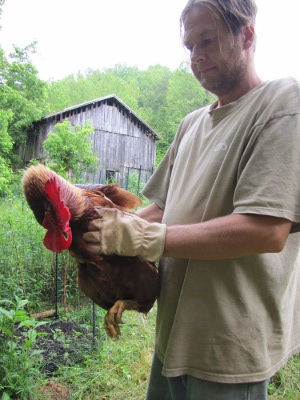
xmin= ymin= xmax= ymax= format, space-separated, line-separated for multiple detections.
xmin=233 ymin=113 xmax=300 ymax=233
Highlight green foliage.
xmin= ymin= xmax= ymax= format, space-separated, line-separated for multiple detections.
xmin=0 ymin=43 xmax=49 ymax=167
xmin=268 ymin=355 xmax=300 ymax=399
xmin=134 ymin=65 xmax=172 ymax=134
xmin=0 ymin=110 xmax=13 ymax=196
xmin=43 ymin=119 xmax=98 ymax=178
xmin=0 ymin=194 xmax=86 ymax=319
xmin=48 ymin=305 xmax=157 ymax=400
xmin=125 ymin=170 xmax=151 ymax=207
xmin=164 ymin=61 xmax=216 ymax=145
xmin=0 ymin=297 xmax=47 ymax=399
xmin=47 ymin=68 xmax=142 ymax=115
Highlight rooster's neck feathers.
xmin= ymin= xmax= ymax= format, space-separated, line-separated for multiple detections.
xmin=22 ymin=165 xmax=89 ymax=223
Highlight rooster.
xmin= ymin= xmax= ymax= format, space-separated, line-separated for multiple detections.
xmin=21 ymin=164 xmax=158 ymax=338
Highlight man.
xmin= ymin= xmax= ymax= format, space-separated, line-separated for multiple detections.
xmin=83 ymin=0 xmax=300 ymax=398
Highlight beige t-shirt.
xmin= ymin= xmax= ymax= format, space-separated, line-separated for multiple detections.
xmin=142 ymin=77 xmax=300 ymax=383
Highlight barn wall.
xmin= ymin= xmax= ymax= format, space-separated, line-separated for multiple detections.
xmin=22 ymin=100 xmax=157 ymax=185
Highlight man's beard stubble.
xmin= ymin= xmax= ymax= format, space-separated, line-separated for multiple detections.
xmin=199 ymin=45 xmax=248 ymax=98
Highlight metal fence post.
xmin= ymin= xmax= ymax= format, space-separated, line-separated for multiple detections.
xmin=55 ymin=253 xmax=59 ymax=319
xmin=137 ymin=165 xmax=142 ymax=194
xmin=125 ymin=167 xmax=130 ymax=190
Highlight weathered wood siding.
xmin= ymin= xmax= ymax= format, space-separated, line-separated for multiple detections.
xmin=21 ymin=97 xmax=158 ymax=185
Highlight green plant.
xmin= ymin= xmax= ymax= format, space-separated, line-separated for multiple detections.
xmin=43 ymin=119 xmax=98 ymax=179
xmin=0 ymin=110 xmax=13 ymax=197
xmin=268 ymin=355 xmax=300 ymax=399
xmin=53 ymin=306 xmax=157 ymax=400
xmin=0 ymin=296 xmax=47 ymax=399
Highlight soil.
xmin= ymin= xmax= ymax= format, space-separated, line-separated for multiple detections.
xmin=31 ymin=319 xmax=93 ymax=376
xmin=39 ymin=381 xmax=70 ymax=400
xmin=0 ymin=319 xmax=94 ymax=399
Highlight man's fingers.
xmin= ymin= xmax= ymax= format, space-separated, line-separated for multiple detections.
xmin=94 ymin=207 xmax=118 ymax=218
xmin=87 ymin=219 xmax=103 ymax=231
xmin=85 ymin=243 xmax=103 ymax=255
xmin=82 ymin=231 xmax=101 ymax=243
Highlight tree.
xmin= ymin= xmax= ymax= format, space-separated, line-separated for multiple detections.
xmin=43 ymin=120 xmax=98 ymax=179
xmin=0 ymin=43 xmax=49 ymax=166
xmin=47 ymin=78 xmax=72 ymax=113
xmin=0 ymin=110 xmax=13 ymax=196
xmin=135 ymin=65 xmax=172 ymax=133
xmin=164 ymin=62 xmax=216 ymax=146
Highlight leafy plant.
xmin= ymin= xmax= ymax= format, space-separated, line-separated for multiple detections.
xmin=0 ymin=43 xmax=49 ymax=167
xmin=43 ymin=119 xmax=98 ymax=179
xmin=0 ymin=297 xmax=47 ymax=399
xmin=0 ymin=110 xmax=13 ymax=196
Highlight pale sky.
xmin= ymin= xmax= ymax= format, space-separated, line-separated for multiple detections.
xmin=1 ymin=0 xmax=300 ymax=82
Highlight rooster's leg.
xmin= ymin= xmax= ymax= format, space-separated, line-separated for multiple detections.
xmin=104 ymin=299 xmax=140 ymax=338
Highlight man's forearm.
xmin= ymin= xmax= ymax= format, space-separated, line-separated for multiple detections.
xmin=164 ymin=214 xmax=292 ymax=260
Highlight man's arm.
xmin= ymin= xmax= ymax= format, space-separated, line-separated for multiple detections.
xmin=83 ymin=205 xmax=293 ymax=262
xmin=137 ymin=204 xmax=293 ymax=259
xmin=164 ymin=214 xmax=293 ymax=260
xmin=136 ymin=203 xmax=164 ymax=223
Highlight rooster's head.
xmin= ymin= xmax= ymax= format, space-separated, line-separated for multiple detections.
xmin=42 ymin=177 xmax=72 ymax=253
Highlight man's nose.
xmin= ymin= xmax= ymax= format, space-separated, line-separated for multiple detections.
xmin=190 ymin=45 xmax=207 ymax=64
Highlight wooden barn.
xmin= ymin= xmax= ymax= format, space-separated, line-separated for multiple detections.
xmin=21 ymin=94 xmax=160 ymax=186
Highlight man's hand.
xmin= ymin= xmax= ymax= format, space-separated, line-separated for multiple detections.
xmin=82 ymin=207 xmax=167 ymax=262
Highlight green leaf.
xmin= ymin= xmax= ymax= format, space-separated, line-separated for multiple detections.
xmin=0 ymin=307 xmax=13 ymax=320
xmin=1 ymin=392 xmax=12 ymax=400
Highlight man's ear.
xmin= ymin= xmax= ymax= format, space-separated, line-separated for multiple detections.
xmin=243 ymin=23 xmax=256 ymax=50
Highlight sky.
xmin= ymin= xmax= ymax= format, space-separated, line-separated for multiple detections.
xmin=1 ymin=0 xmax=300 ymax=82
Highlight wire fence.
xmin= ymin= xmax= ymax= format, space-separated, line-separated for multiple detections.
xmin=76 ymin=165 xmax=154 ymax=196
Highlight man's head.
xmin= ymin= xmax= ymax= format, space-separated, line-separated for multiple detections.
xmin=181 ymin=0 xmax=259 ymax=104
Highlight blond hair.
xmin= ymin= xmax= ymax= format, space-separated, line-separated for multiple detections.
xmin=180 ymin=0 xmax=257 ymax=44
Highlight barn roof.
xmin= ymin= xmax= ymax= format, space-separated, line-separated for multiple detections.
xmin=43 ymin=94 xmax=161 ymax=140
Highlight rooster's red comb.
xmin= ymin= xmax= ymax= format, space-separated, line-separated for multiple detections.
xmin=42 ymin=177 xmax=72 ymax=252
xmin=44 ymin=177 xmax=71 ymax=232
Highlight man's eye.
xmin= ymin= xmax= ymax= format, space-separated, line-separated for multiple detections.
xmin=202 ymin=38 xmax=213 ymax=47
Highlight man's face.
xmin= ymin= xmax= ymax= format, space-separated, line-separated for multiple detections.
xmin=183 ymin=5 xmax=247 ymax=97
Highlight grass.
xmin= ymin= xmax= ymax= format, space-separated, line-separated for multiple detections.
xmin=268 ymin=355 xmax=300 ymax=400
xmin=0 ymin=194 xmax=299 ymax=399
xmin=47 ymin=307 xmax=156 ymax=400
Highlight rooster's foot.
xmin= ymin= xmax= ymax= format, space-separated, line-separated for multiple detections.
xmin=104 ymin=299 xmax=139 ymax=338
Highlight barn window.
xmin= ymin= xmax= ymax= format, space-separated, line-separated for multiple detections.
xmin=106 ymin=170 xmax=116 ymax=183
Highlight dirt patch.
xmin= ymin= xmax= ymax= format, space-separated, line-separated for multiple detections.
xmin=0 ymin=319 xmax=94 ymax=398
xmin=34 ymin=319 xmax=93 ymax=375
xmin=39 ymin=381 xmax=70 ymax=400
xmin=10 ymin=319 xmax=94 ymax=376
